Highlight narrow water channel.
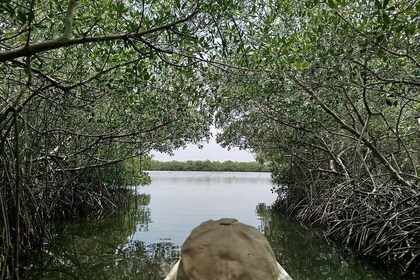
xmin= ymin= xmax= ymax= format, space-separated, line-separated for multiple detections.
xmin=25 ymin=171 xmax=398 ymax=279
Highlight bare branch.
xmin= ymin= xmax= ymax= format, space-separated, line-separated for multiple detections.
xmin=291 ymin=75 xmax=414 ymax=188
xmin=63 ymin=0 xmax=78 ymax=38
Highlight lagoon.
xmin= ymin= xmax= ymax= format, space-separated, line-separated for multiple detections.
xmin=25 ymin=171 xmax=396 ymax=279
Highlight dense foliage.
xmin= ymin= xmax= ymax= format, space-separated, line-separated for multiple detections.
xmin=213 ymin=0 xmax=419 ymax=276
xmin=147 ymin=160 xmax=270 ymax=172
xmin=0 ymin=1 xmax=241 ymax=278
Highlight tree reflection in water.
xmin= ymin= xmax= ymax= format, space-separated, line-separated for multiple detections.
xmin=24 ymin=193 xmax=179 ymax=280
xmin=25 ymin=195 xmax=400 ymax=280
xmin=256 ymin=203 xmax=397 ymax=280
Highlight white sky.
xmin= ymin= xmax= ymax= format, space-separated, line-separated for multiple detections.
xmin=152 ymin=136 xmax=255 ymax=162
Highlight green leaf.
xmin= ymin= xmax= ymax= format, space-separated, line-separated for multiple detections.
xmin=0 ymin=4 xmax=15 ymax=16
xmin=383 ymin=0 xmax=389 ymax=9
xmin=395 ymin=24 xmax=404 ymax=33
xmin=182 ymin=24 xmax=189 ymax=35
xmin=33 ymin=22 xmax=47 ymax=29
xmin=376 ymin=34 xmax=385 ymax=43
xmin=382 ymin=12 xmax=390 ymax=25
xmin=27 ymin=10 xmax=35 ymax=23
xmin=17 ymin=10 xmax=27 ymax=24
xmin=405 ymin=24 xmax=416 ymax=36
xmin=327 ymin=0 xmax=337 ymax=9
xmin=385 ymin=96 xmax=396 ymax=106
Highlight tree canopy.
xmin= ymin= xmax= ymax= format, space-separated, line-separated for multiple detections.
xmin=213 ymin=0 xmax=419 ymax=275
xmin=0 ymin=1 xmax=243 ymax=278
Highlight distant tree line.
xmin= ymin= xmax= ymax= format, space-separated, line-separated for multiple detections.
xmin=147 ymin=160 xmax=270 ymax=172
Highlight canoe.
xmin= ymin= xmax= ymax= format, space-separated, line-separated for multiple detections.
xmin=164 ymin=259 xmax=293 ymax=280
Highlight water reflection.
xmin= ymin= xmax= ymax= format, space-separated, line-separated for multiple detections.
xmin=25 ymin=172 xmax=399 ymax=280
xmin=24 ymin=193 xmax=179 ymax=280
xmin=257 ymin=204 xmax=396 ymax=280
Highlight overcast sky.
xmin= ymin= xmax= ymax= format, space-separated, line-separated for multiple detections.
xmin=152 ymin=136 xmax=255 ymax=162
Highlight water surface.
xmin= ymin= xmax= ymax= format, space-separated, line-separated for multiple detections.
xmin=26 ymin=171 xmax=397 ymax=279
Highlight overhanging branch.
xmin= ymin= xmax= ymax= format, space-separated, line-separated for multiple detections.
xmin=0 ymin=10 xmax=199 ymax=62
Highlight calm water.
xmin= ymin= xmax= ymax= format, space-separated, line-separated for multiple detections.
xmin=25 ymin=171 xmax=397 ymax=280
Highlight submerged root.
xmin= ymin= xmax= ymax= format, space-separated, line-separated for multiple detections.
xmin=274 ymin=182 xmax=420 ymax=278
xmin=0 ymin=182 xmax=129 ymax=279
